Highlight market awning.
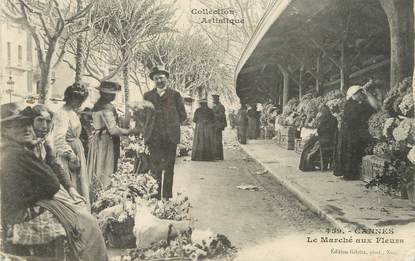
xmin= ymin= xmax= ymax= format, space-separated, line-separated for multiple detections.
xmin=235 ymin=0 xmax=389 ymax=105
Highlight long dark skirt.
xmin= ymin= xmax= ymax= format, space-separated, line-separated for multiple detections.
xmin=247 ymin=117 xmax=258 ymax=139
xmin=299 ymin=136 xmax=320 ymax=171
xmin=214 ymin=129 xmax=224 ymax=160
xmin=237 ymin=126 xmax=247 ymax=144
xmin=192 ymin=122 xmax=216 ymax=161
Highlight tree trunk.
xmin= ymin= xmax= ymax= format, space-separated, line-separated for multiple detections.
xmin=316 ymin=54 xmax=321 ymax=95
xmin=340 ymin=41 xmax=350 ymax=95
xmin=299 ymin=66 xmax=304 ymax=101
xmin=278 ymin=64 xmax=290 ymax=109
xmin=122 ymin=60 xmax=131 ymax=126
xmin=38 ymin=65 xmax=50 ymax=104
xmin=380 ymin=0 xmax=414 ymax=89
xmin=413 ymin=0 xmax=415 ymax=116
xmin=74 ymin=0 xmax=84 ymax=85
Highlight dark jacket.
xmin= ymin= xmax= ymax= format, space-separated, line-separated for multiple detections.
xmin=143 ymin=88 xmax=187 ymax=144
xmin=1 ymin=141 xmax=60 ymax=228
xmin=212 ymin=103 xmax=227 ymax=130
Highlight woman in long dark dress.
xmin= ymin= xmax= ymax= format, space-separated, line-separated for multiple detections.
xmin=237 ymin=104 xmax=248 ymax=144
xmin=334 ymin=85 xmax=379 ymax=180
xmin=247 ymin=104 xmax=260 ymax=139
xmin=191 ymin=100 xmax=216 ymax=161
xmin=299 ymin=105 xmax=338 ymax=171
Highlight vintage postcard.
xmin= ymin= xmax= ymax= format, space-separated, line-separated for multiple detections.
xmin=0 ymin=0 xmax=414 ymax=260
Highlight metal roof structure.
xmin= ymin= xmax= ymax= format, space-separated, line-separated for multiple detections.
xmin=235 ymin=0 xmax=390 ymax=105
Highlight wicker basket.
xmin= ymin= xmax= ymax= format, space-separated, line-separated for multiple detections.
xmin=106 ymin=216 xmax=136 ymax=249
xmin=361 ymin=155 xmax=390 ymax=183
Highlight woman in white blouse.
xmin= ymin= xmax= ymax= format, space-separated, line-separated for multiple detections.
xmin=53 ymin=83 xmax=90 ymax=207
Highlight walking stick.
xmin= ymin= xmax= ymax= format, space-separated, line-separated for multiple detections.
xmin=161 ymin=169 xmax=165 ymax=199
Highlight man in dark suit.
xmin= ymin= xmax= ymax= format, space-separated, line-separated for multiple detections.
xmin=143 ymin=66 xmax=187 ymax=199
xmin=211 ymin=94 xmax=227 ymax=160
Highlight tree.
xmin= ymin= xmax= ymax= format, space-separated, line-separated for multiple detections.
xmin=91 ymin=0 xmax=175 ymax=116
xmin=140 ymin=30 xmax=232 ymax=102
xmin=379 ymin=0 xmax=414 ymax=89
xmin=5 ymin=0 xmax=93 ymax=103
xmin=188 ymin=0 xmax=269 ymax=104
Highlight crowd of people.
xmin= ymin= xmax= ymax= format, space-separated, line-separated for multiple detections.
xmin=231 ymin=82 xmax=381 ymax=180
xmin=0 ymin=66 xmax=196 ymax=259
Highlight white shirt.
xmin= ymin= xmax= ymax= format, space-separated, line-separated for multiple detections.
xmin=156 ymin=87 xmax=167 ymax=97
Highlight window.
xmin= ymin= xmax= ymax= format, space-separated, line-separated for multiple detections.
xmin=7 ymin=42 xmax=11 ymax=65
xmin=18 ymin=45 xmax=22 ymax=65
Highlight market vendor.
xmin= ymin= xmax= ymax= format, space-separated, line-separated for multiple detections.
xmin=0 ymin=103 xmax=108 ymax=260
xmin=143 ymin=65 xmax=187 ymax=199
xmin=212 ymin=94 xmax=227 ymax=160
xmin=53 ymin=83 xmax=90 ymax=206
xmin=334 ymin=83 xmax=380 ymax=180
xmin=87 ymin=81 xmax=134 ymax=200
xmin=299 ymin=104 xmax=338 ymax=171
xmin=32 ymin=104 xmax=86 ymax=204
xmin=237 ymin=103 xmax=248 ymax=144
xmin=247 ymin=104 xmax=260 ymax=139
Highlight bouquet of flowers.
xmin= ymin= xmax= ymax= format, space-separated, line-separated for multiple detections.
xmin=127 ymin=229 xmax=237 ymax=261
xmin=279 ymin=98 xmax=299 ymax=126
xmin=178 ymin=125 xmax=193 ymax=157
xmin=383 ymin=77 xmax=412 ymax=116
xmin=150 ymin=194 xmax=192 ymax=221
xmin=399 ymin=93 xmax=414 ymax=117
xmin=393 ymin=118 xmax=415 ymax=144
xmin=92 ymin=173 xmax=159 ymax=214
xmin=368 ymin=111 xmax=388 ymax=140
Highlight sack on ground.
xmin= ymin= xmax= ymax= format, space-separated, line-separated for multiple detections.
xmin=133 ymin=203 xmax=189 ymax=248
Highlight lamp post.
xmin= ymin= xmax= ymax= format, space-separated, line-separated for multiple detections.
xmin=6 ymin=76 xmax=15 ymax=103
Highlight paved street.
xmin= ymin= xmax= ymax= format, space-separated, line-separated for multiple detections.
xmin=174 ymin=129 xmax=333 ymax=249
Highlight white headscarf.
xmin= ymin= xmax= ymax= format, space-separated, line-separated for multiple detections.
xmin=346 ymin=85 xmax=363 ymax=100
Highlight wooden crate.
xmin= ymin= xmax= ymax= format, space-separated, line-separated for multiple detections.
xmin=361 ymin=155 xmax=390 ymax=183
xmin=294 ymin=138 xmax=304 ymax=154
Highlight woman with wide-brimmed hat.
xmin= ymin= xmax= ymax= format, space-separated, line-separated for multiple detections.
xmin=191 ymin=98 xmax=216 ymax=161
xmin=53 ymin=83 xmax=90 ymax=207
xmin=0 ymin=103 xmax=108 ymax=260
xmin=87 ymin=81 xmax=134 ymax=200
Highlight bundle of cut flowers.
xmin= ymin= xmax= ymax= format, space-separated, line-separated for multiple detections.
xmin=383 ymin=77 xmax=412 ymax=116
xmin=150 ymin=193 xmax=192 ymax=221
xmin=92 ymin=173 xmax=159 ymax=214
xmin=260 ymin=103 xmax=278 ymax=126
xmin=368 ymin=111 xmax=388 ymax=140
xmin=122 ymin=135 xmax=146 ymax=160
xmin=278 ymin=98 xmax=299 ymax=126
xmin=178 ymin=125 xmax=193 ymax=157
xmin=126 ymin=229 xmax=237 ymax=261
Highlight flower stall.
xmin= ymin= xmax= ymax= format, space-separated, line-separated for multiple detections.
xmin=363 ymin=77 xmax=414 ymax=200
xmin=259 ymin=103 xmax=278 ymax=139
xmin=274 ymin=98 xmax=299 ymax=150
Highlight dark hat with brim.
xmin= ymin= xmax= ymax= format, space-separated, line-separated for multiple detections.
xmin=1 ymin=103 xmax=36 ymax=123
xmin=96 ymin=81 xmax=122 ymax=94
xmin=211 ymin=94 xmax=220 ymax=98
xmin=149 ymin=65 xmax=170 ymax=81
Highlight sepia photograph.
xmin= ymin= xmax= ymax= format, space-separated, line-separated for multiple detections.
xmin=0 ymin=0 xmax=414 ymax=260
